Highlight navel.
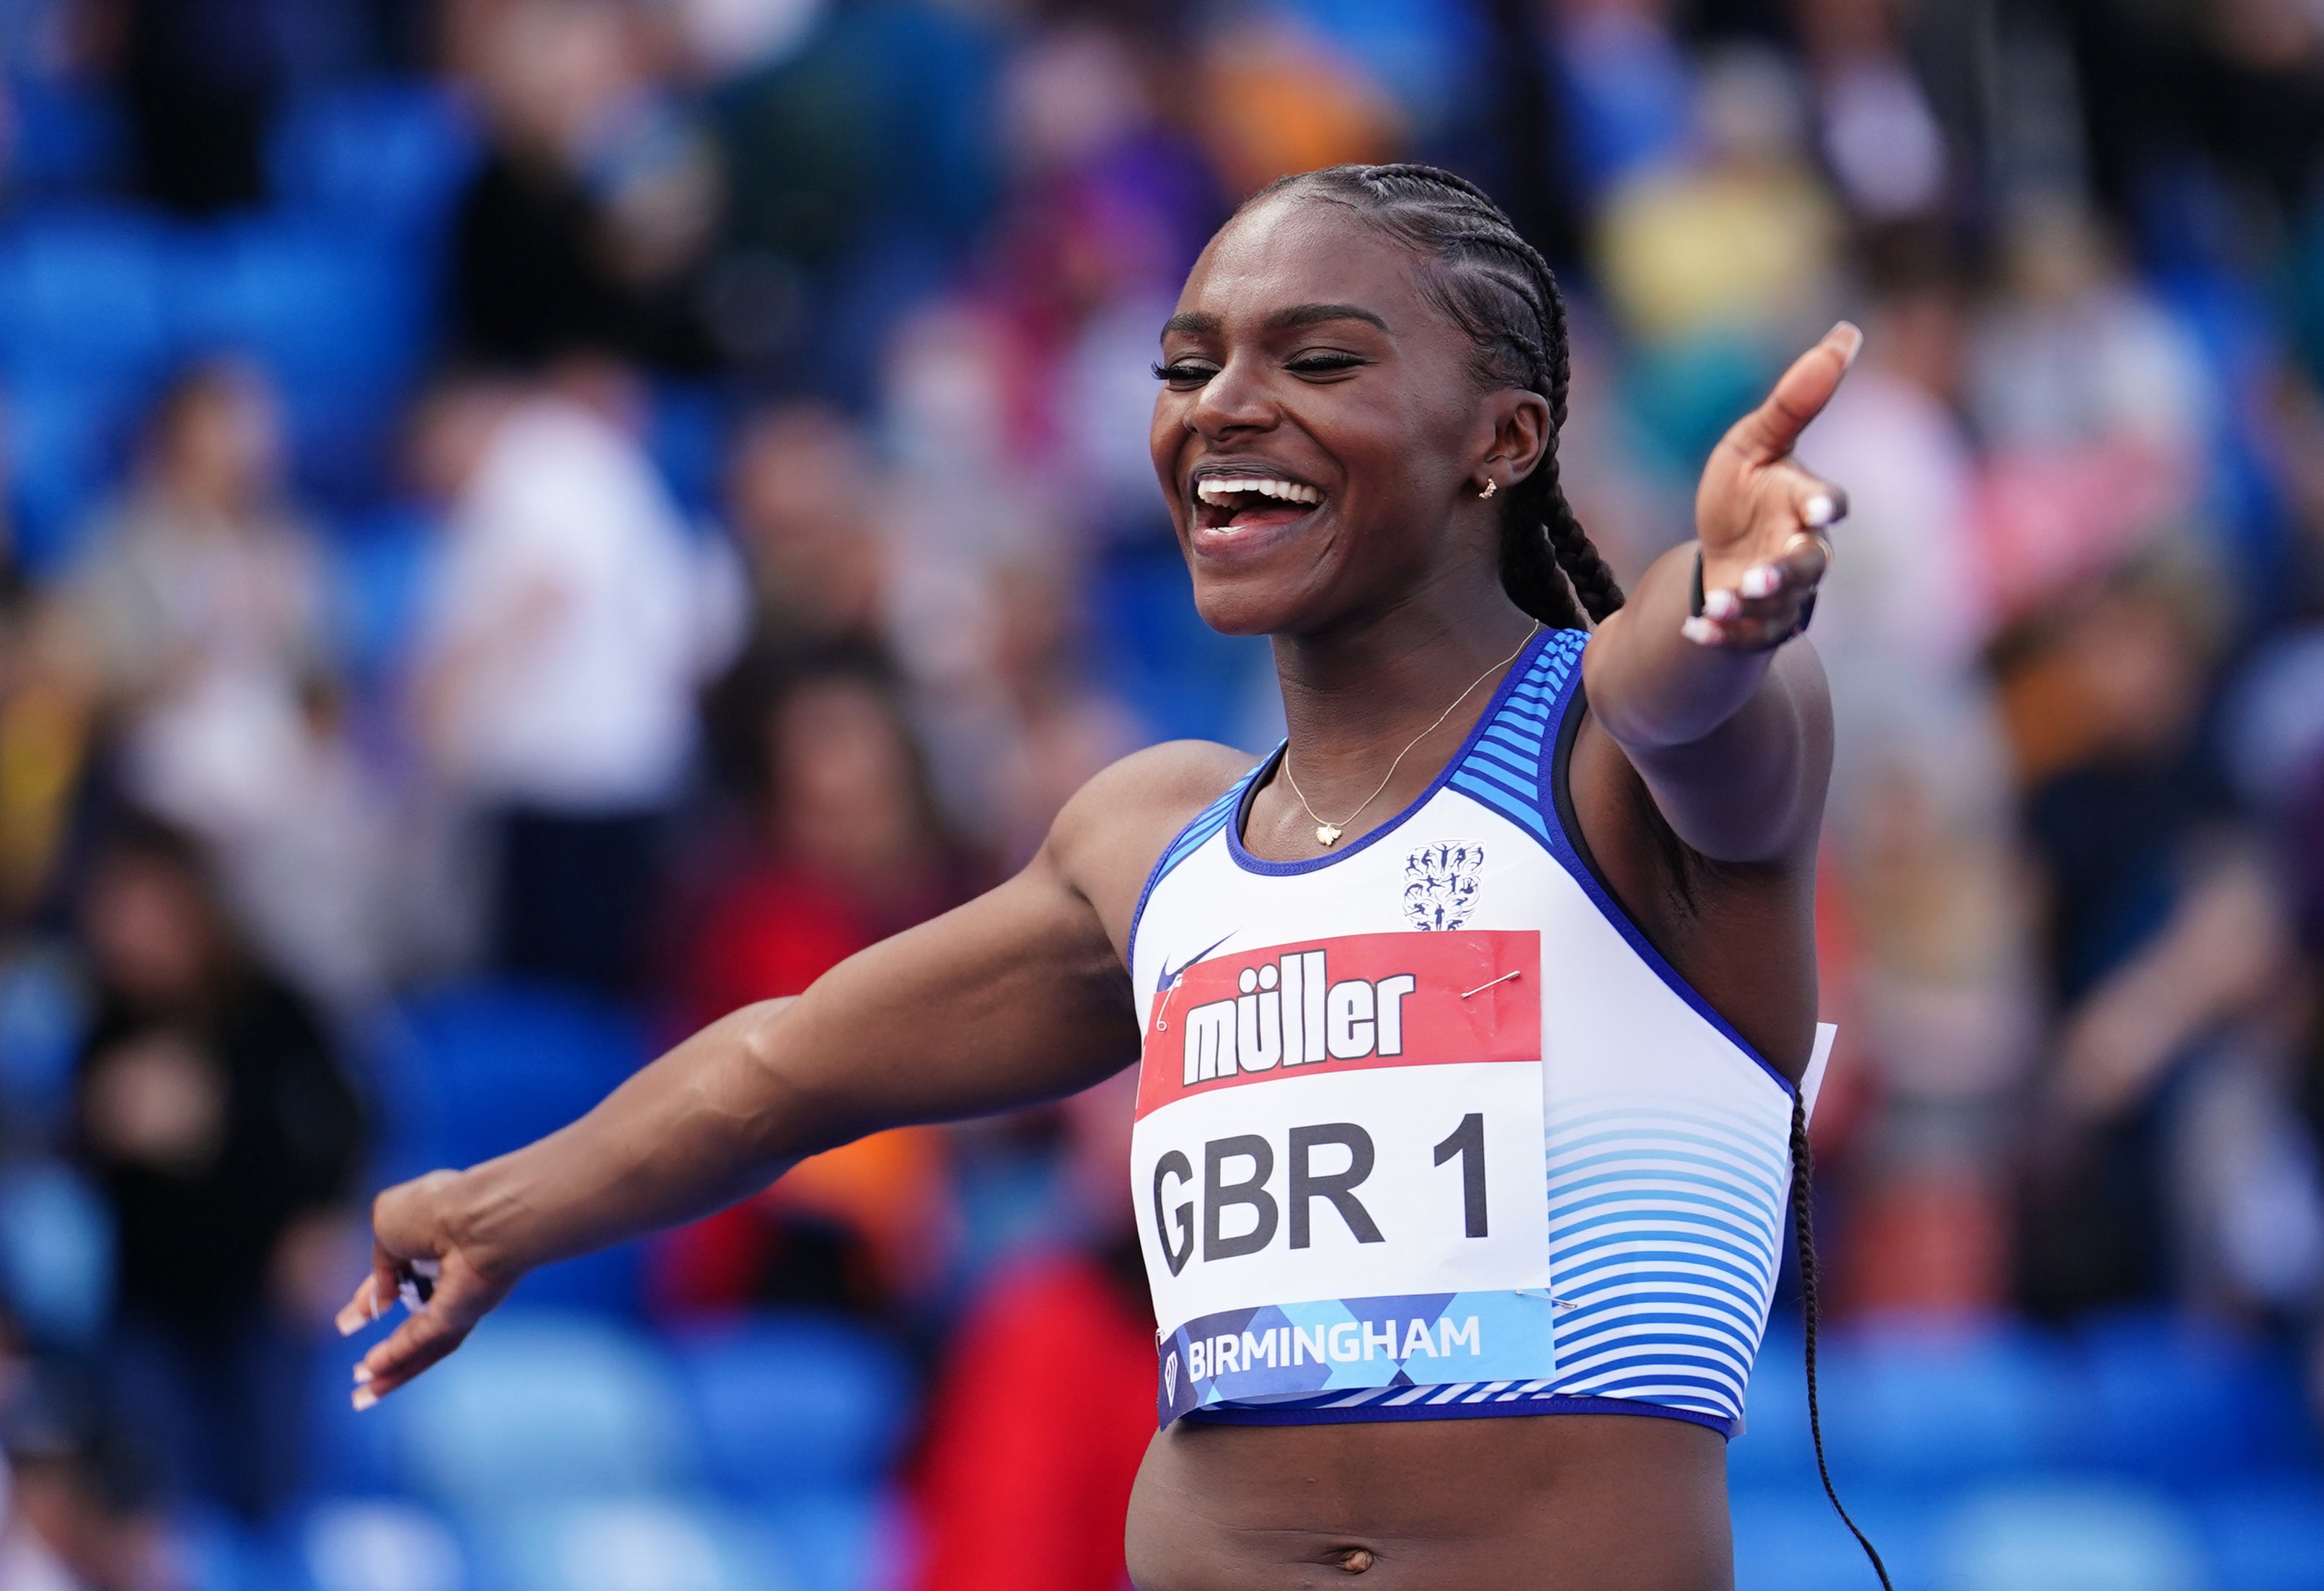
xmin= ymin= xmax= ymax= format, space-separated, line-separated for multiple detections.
xmin=1327 ymin=1547 xmax=1376 ymax=1574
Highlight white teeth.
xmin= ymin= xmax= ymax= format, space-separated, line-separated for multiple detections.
xmin=1194 ymin=477 xmax=1322 ymax=506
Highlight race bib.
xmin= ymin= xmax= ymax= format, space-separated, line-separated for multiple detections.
xmin=1132 ymin=930 xmax=1556 ymax=1424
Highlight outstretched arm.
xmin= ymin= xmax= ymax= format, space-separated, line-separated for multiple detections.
xmin=337 ymin=744 xmax=1247 ymax=1403
xmin=1581 ymin=324 xmax=1859 ymax=863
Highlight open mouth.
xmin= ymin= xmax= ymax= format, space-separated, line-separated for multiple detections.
xmin=1191 ymin=470 xmax=1325 ymax=534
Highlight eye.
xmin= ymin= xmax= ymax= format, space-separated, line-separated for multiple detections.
xmin=1152 ymin=360 xmax=1216 ymax=388
xmin=1286 ymin=352 xmax=1368 ymax=377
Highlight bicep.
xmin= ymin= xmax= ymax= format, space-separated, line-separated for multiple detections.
xmin=748 ymin=845 xmax=1142 ymax=1153
xmin=1602 ymin=641 xmax=1833 ymax=865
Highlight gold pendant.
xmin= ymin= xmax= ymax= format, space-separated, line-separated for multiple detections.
xmin=1316 ymin=823 xmax=1343 ymax=846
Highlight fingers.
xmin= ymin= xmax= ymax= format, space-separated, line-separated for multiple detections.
xmin=1721 ymin=322 xmax=1863 ymax=466
xmin=334 ymin=1269 xmax=385 ymax=1339
xmin=352 ymin=1295 xmax=475 ymax=1408
xmin=1686 ymin=532 xmax=1832 ymax=651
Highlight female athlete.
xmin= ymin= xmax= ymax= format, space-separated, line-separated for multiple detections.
xmin=342 ymin=164 xmax=1869 ymax=1590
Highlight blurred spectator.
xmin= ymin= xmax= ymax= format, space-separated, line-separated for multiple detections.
xmin=445 ymin=0 xmax=720 ymax=369
xmin=62 ymin=361 xmax=389 ymax=1005
xmin=2000 ymin=563 xmax=2313 ymax=1318
xmin=1596 ymin=45 xmax=1845 ymax=468
xmin=1798 ymin=232 xmax=2036 ymax=1313
xmin=0 ymin=1367 xmax=168 ymax=1591
xmin=653 ymin=662 xmax=970 ymax=1321
xmin=699 ymin=402 xmax=892 ymax=794
xmin=410 ymin=366 xmax=741 ymax=996
xmin=1795 ymin=0 xmax=1950 ymax=221
xmin=69 ymin=816 xmax=362 ymax=1517
xmin=1968 ymin=198 xmax=2209 ymax=621
xmin=911 ymin=1070 xmax=1152 ymax=1591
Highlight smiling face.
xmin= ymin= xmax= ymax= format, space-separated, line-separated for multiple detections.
xmin=1149 ymin=192 xmax=1543 ymax=638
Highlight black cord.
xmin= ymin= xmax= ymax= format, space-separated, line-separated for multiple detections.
xmin=1789 ymin=1090 xmax=1895 ymax=1590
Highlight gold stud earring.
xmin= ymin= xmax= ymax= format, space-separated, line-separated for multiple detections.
xmin=1478 ymin=478 xmax=1498 ymax=500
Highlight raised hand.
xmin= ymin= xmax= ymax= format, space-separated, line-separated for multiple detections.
xmin=1684 ymin=322 xmax=1861 ymax=651
xmin=333 ymin=1170 xmax=517 ymax=1409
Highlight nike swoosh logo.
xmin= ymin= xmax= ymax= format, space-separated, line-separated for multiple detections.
xmin=1157 ymin=930 xmax=1237 ymax=992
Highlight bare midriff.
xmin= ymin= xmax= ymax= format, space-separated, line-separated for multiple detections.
xmin=1124 ymin=1411 xmax=1733 ymax=1591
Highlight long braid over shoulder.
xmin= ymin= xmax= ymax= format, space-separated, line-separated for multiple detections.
xmin=1247 ymin=164 xmax=1625 ymax=630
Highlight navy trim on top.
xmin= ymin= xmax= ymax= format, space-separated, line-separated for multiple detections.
xmin=1185 ymin=1391 xmax=1734 ymax=1438
xmin=1537 ymin=664 xmax=1799 ymax=1100
xmin=1225 ymin=625 xmax=1562 ymax=877
xmin=1124 ymin=762 xmax=1271 ymax=976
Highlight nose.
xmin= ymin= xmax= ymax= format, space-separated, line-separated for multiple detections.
xmin=1186 ymin=356 xmax=1277 ymax=441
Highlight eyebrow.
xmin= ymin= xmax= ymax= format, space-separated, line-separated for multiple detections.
xmin=1159 ymin=303 xmax=1392 ymax=341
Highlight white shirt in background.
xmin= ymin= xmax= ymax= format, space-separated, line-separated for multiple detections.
xmin=420 ymin=397 xmax=741 ymax=814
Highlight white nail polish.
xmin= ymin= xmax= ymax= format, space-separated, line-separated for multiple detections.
xmin=1740 ymin=565 xmax=1779 ymax=599
xmin=352 ymin=1388 xmax=379 ymax=1413
xmin=1682 ymin=617 xmax=1719 ymax=645
xmin=1804 ymin=495 xmax=1836 ymax=527
xmin=1704 ymin=589 xmax=1739 ymax=619
xmin=354 ymin=1365 xmax=374 ymax=1385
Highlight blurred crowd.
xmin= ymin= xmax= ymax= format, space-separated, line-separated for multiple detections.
xmin=0 ymin=0 xmax=2319 ymax=1586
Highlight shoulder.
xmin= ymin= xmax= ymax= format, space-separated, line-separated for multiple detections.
xmin=1046 ymin=740 xmax=1260 ymax=946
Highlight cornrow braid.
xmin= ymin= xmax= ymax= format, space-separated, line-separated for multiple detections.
xmin=1246 ymin=163 xmax=1625 ymax=630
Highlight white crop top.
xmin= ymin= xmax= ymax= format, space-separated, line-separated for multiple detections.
xmin=1125 ymin=626 xmax=1822 ymax=1437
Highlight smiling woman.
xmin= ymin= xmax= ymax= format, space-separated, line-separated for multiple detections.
xmin=341 ymin=164 xmax=1870 ymax=1591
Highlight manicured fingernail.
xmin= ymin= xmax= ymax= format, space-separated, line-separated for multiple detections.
xmin=336 ymin=1309 xmax=362 ymax=1338
xmin=1682 ymin=617 xmax=1720 ymax=645
xmin=1804 ymin=494 xmax=1836 ymax=528
xmin=1740 ymin=565 xmax=1780 ymax=599
xmin=1832 ymin=322 xmax=1863 ymax=367
xmin=353 ymin=1365 xmax=374 ymax=1385
xmin=1704 ymin=589 xmax=1740 ymax=619
xmin=352 ymin=1388 xmax=379 ymax=1412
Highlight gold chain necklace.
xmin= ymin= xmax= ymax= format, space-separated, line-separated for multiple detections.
xmin=1283 ymin=623 xmax=1539 ymax=847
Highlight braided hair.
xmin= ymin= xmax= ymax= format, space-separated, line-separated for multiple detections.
xmin=1245 ymin=163 xmax=1625 ymax=631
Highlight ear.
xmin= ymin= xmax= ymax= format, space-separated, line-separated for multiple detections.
xmin=1479 ymin=389 xmax=1552 ymax=485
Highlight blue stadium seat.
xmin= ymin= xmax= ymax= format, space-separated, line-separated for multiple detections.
xmin=2193 ymin=1478 xmax=2324 ymax=1591
xmin=2080 ymin=1308 xmax=2297 ymax=1480
xmin=305 ymin=1341 xmax=408 ymax=1499
xmin=0 ymin=1161 xmax=112 ymax=1348
xmin=288 ymin=1498 xmax=472 ymax=1591
xmin=269 ymin=80 xmax=480 ymax=240
xmin=756 ymin=1491 xmax=916 ymax=1591
xmin=1 ymin=74 xmax=128 ymax=193
xmin=1811 ymin=1315 xmax=2082 ymax=1484
xmin=364 ymin=982 xmax=653 ymax=1313
xmin=390 ymin=1310 xmax=696 ymax=1512
xmin=480 ymin=1498 xmax=800 ymax=1591
xmin=174 ymin=1504 xmax=293 ymax=1591
xmin=1 ymin=369 xmax=146 ymax=572
xmin=369 ymin=982 xmax=649 ymax=1180
xmin=170 ymin=219 xmax=420 ymax=389
xmin=0 ymin=208 xmax=173 ymax=380
xmin=1938 ymin=1481 xmax=2209 ymax=1591
xmin=670 ymin=1314 xmax=915 ymax=1499
xmin=1729 ymin=1484 xmax=1938 ymax=1591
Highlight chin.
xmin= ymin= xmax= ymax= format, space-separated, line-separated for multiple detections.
xmin=1185 ymin=564 xmax=1336 ymax=638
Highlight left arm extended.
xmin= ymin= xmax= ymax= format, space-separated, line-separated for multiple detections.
xmin=1582 ymin=325 xmax=1858 ymax=863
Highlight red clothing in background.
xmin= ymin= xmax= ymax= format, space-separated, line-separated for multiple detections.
xmin=912 ymin=1249 xmax=1156 ymax=1591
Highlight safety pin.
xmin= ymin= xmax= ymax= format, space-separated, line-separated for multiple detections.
xmin=1459 ymin=969 xmax=1523 ymax=1000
